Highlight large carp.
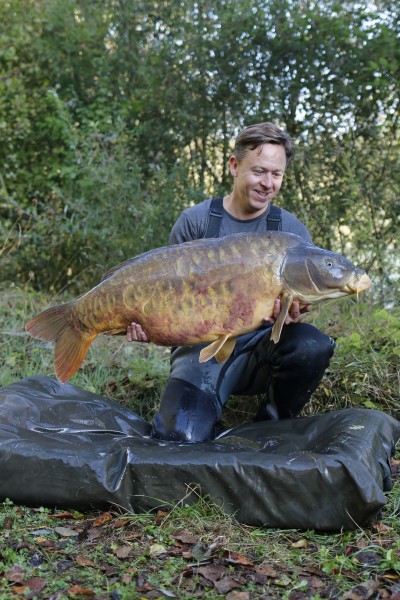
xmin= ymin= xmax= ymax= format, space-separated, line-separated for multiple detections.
xmin=25 ymin=231 xmax=371 ymax=383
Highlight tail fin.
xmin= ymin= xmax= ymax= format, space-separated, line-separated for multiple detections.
xmin=25 ymin=304 xmax=96 ymax=383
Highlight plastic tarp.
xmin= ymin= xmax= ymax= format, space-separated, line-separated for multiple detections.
xmin=0 ymin=375 xmax=399 ymax=531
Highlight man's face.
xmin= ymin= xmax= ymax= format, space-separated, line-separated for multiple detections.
xmin=229 ymin=143 xmax=287 ymax=216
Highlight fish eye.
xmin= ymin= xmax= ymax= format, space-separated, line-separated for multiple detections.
xmin=325 ymin=260 xmax=333 ymax=267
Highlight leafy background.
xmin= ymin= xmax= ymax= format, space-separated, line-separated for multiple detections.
xmin=0 ymin=2 xmax=399 ymax=598
xmin=1 ymin=0 xmax=399 ymax=299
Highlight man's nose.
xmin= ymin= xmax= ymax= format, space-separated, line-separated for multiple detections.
xmin=260 ymin=172 xmax=273 ymax=188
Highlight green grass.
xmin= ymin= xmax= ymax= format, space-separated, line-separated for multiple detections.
xmin=0 ymin=283 xmax=170 ymax=420
xmin=1 ymin=485 xmax=400 ymax=599
xmin=1 ymin=283 xmax=400 ymax=598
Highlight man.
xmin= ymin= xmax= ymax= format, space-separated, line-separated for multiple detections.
xmin=127 ymin=123 xmax=335 ymax=442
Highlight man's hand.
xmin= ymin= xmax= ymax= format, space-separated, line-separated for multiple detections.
xmin=264 ymin=298 xmax=311 ymax=326
xmin=127 ymin=322 xmax=150 ymax=343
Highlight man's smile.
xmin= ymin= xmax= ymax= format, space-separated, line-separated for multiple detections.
xmin=253 ymin=189 xmax=271 ymax=200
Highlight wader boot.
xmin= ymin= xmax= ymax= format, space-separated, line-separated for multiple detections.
xmin=151 ymin=377 xmax=222 ymax=443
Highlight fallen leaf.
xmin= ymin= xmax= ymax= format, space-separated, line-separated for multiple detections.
xmin=191 ymin=542 xmax=214 ymax=562
xmin=158 ymin=589 xmax=176 ymax=597
xmin=101 ymin=565 xmax=120 ymax=576
xmin=155 ymin=510 xmax=169 ymax=524
xmin=253 ymin=565 xmax=278 ymax=583
xmin=149 ymin=543 xmax=168 ymax=557
xmin=11 ymin=584 xmax=29 ymax=595
xmin=68 ymin=584 xmax=95 ymax=596
xmin=93 ymin=512 xmax=112 ymax=527
xmin=112 ymin=518 xmax=129 ymax=529
xmin=372 ymin=522 xmax=394 ymax=533
xmin=353 ymin=551 xmax=381 ymax=566
xmin=56 ymin=560 xmax=74 ymax=572
xmin=87 ymin=527 xmax=102 ymax=541
xmin=291 ymin=539 xmax=308 ymax=549
xmin=5 ymin=564 xmax=25 ymax=583
xmin=275 ymin=574 xmax=292 ymax=587
xmin=114 ymin=545 xmax=133 ymax=559
xmin=173 ymin=530 xmax=198 ymax=545
xmin=3 ymin=516 xmax=13 ymax=529
xmin=343 ymin=579 xmax=380 ymax=599
xmin=21 ymin=577 xmax=47 ymax=594
xmin=196 ymin=564 xmax=227 ymax=583
xmin=28 ymin=528 xmax=52 ymax=536
xmin=214 ymin=577 xmax=241 ymax=594
xmin=35 ymin=539 xmax=57 ymax=549
xmin=54 ymin=526 xmax=79 ymax=537
xmin=75 ymin=555 xmax=96 ymax=567
xmin=226 ymin=591 xmax=250 ymax=600
xmin=299 ymin=564 xmax=325 ymax=577
xmin=221 ymin=550 xmax=253 ymax=566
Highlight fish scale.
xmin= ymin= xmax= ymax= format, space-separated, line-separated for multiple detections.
xmin=25 ymin=231 xmax=372 ymax=383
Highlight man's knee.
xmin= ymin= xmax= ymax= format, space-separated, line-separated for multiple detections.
xmin=279 ymin=323 xmax=335 ymax=368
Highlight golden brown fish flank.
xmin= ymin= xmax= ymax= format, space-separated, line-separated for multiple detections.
xmin=25 ymin=232 xmax=372 ymax=382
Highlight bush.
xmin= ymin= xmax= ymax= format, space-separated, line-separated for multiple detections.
xmin=0 ymin=121 xmax=203 ymax=293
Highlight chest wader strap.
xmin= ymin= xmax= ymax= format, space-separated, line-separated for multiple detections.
xmin=204 ymin=197 xmax=224 ymax=238
xmin=266 ymin=204 xmax=282 ymax=231
xmin=204 ymin=197 xmax=282 ymax=238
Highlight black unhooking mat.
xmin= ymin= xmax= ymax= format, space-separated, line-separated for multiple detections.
xmin=0 ymin=375 xmax=399 ymax=531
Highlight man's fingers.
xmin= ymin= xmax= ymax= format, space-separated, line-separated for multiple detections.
xmin=137 ymin=326 xmax=148 ymax=342
xmin=127 ymin=322 xmax=149 ymax=343
xmin=300 ymin=304 xmax=312 ymax=314
xmin=290 ymin=301 xmax=300 ymax=320
xmin=134 ymin=323 xmax=150 ymax=343
xmin=273 ymin=298 xmax=281 ymax=320
xmin=263 ymin=298 xmax=281 ymax=323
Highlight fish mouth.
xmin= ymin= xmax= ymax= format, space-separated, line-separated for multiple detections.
xmin=347 ymin=272 xmax=372 ymax=294
xmin=292 ymin=271 xmax=372 ymax=304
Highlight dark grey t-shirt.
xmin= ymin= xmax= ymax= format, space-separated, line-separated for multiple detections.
xmin=169 ymin=198 xmax=312 ymax=245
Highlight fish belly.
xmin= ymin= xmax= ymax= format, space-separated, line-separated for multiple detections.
xmin=73 ymin=233 xmax=287 ymax=345
xmin=141 ymin=276 xmax=277 ymax=345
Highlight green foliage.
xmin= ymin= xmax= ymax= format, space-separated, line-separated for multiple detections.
xmin=307 ymin=301 xmax=400 ymax=418
xmin=0 ymin=0 xmax=399 ymax=299
xmin=1 ymin=119 xmax=200 ymax=291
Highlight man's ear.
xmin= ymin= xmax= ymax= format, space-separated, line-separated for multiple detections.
xmin=229 ymin=155 xmax=238 ymax=177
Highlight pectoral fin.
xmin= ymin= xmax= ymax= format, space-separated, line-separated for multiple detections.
xmin=199 ymin=334 xmax=236 ymax=364
xmin=271 ymin=293 xmax=292 ymax=343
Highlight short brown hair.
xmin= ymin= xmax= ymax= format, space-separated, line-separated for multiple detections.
xmin=233 ymin=122 xmax=294 ymax=163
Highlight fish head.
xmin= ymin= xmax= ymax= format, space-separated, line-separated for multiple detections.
xmin=282 ymin=245 xmax=372 ymax=304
